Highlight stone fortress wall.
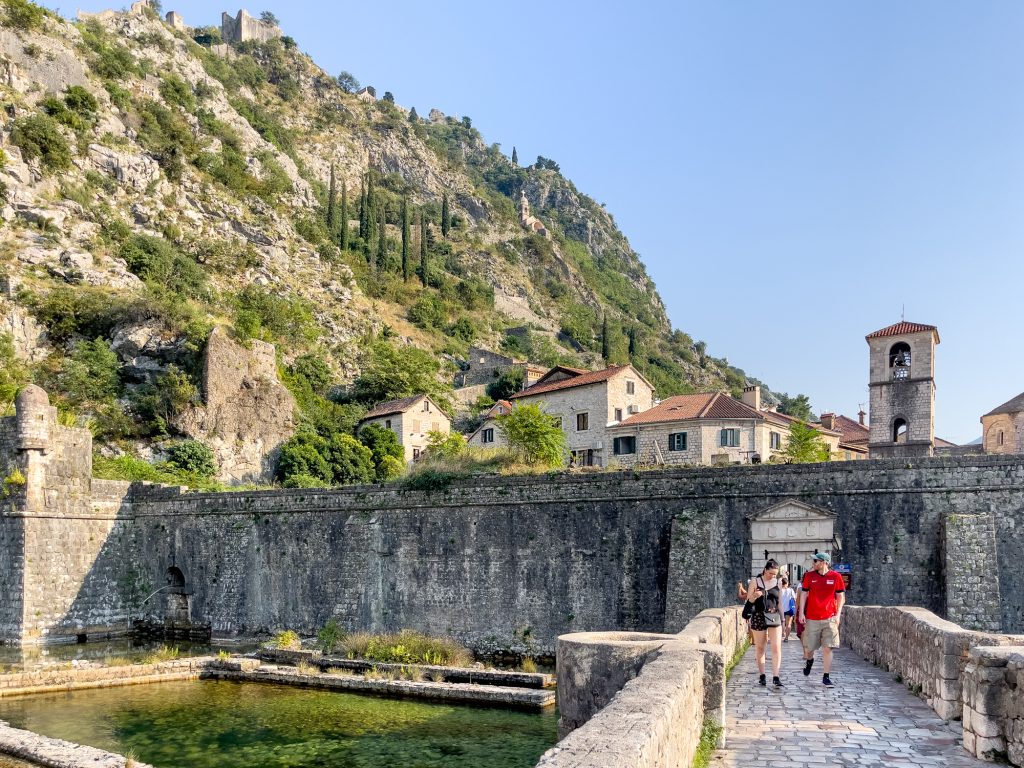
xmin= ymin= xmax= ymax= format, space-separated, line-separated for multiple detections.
xmin=1 ymin=390 xmax=1023 ymax=649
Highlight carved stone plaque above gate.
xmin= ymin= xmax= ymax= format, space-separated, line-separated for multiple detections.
xmin=748 ymin=500 xmax=836 ymax=575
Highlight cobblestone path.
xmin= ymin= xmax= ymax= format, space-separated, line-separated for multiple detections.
xmin=710 ymin=643 xmax=986 ymax=767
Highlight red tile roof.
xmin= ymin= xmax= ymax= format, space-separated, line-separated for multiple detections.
xmin=865 ymin=321 xmax=940 ymax=343
xmin=817 ymin=414 xmax=870 ymax=446
xmin=361 ymin=394 xmax=427 ymax=419
xmin=509 ymin=365 xmax=632 ymax=399
xmin=618 ymin=392 xmax=762 ymax=426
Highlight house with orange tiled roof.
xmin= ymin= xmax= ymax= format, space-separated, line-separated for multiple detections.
xmin=606 ymin=385 xmax=841 ymax=467
xmin=358 ymin=394 xmax=450 ymax=464
xmin=500 ymin=364 xmax=656 ymax=467
xmin=817 ymin=412 xmax=870 ymax=460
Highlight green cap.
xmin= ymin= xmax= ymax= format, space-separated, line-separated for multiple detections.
xmin=812 ymin=552 xmax=831 ymax=564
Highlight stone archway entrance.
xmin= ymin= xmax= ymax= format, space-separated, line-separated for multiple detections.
xmin=748 ymin=500 xmax=837 ymax=583
xmin=164 ymin=566 xmax=191 ymax=627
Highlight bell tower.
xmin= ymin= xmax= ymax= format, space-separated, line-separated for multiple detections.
xmin=866 ymin=321 xmax=939 ymax=458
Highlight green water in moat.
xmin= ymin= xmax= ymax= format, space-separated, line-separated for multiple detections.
xmin=0 ymin=680 xmax=558 ymax=768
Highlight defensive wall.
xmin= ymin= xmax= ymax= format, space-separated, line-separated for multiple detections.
xmin=1 ymin=389 xmax=1023 ymax=650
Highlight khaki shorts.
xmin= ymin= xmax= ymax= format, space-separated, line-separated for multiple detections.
xmin=802 ymin=617 xmax=840 ymax=652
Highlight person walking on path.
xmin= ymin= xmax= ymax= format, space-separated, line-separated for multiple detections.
xmin=780 ymin=577 xmax=797 ymax=642
xmin=745 ymin=558 xmax=784 ymax=688
xmin=797 ymin=551 xmax=846 ymax=687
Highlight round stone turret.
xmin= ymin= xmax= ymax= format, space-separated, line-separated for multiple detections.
xmin=15 ymin=384 xmax=54 ymax=451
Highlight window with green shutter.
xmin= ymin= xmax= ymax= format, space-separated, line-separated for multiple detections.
xmin=668 ymin=432 xmax=687 ymax=451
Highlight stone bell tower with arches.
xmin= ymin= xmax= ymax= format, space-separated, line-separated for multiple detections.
xmin=866 ymin=321 xmax=939 ymax=458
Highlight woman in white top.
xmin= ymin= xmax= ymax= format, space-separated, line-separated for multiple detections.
xmin=780 ymin=577 xmax=797 ymax=642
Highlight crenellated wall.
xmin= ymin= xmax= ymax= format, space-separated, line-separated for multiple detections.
xmin=2 ymin=390 xmax=1024 ymax=649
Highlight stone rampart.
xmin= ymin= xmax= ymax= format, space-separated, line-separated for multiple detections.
xmin=843 ymin=606 xmax=1024 ymax=720
xmin=537 ymin=606 xmax=744 ymax=768
xmin=962 ymin=645 xmax=1024 ymax=764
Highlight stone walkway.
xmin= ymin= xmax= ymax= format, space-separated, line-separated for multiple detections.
xmin=709 ymin=643 xmax=987 ymax=767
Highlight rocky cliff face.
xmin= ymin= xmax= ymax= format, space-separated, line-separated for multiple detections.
xmin=0 ymin=2 xmax=766 ymax=482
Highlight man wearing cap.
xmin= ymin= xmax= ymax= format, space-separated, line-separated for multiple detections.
xmin=797 ymin=551 xmax=845 ymax=687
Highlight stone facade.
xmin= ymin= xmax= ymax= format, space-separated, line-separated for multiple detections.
xmin=454 ymin=346 xmax=544 ymax=389
xmin=867 ymin=322 xmax=938 ymax=457
xmin=962 ymin=645 xmax=1024 ymax=764
xmin=220 ymin=9 xmax=281 ymax=44
xmin=359 ymin=394 xmax=451 ymax=464
xmin=981 ymin=392 xmax=1024 ymax=455
xmin=945 ymin=511 xmax=1003 ymax=631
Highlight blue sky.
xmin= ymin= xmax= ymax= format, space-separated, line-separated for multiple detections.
xmin=55 ymin=1 xmax=1024 ymax=442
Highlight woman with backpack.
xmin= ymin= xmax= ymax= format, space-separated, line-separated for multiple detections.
xmin=744 ymin=558 xmax=785 ymax=687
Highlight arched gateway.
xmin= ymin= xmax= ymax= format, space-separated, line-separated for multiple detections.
xmin=747 ymin=500 xmax=838 ymax=583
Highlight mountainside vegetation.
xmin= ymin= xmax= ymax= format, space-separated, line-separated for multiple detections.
xmin=0 ymin=0 xmax=797 ymax=484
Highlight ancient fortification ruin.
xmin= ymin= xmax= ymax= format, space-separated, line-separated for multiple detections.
xmin=0 ymin=386 xmax=1021 ymax=649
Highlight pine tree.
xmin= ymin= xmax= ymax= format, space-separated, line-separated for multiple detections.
xmin=326 ymin=163 xmax=337 ymax=234
xmin=441 ymin=192 xmax=450 ymax=238
xmin=339 ymin=181 xmax=349 ymax=250
xmin=401 ymin=198 xmax=410 ymax=281
xmin=601 ymin=314 xmax=611 ymax=363
xmin=375 ymin=206 xmax=386 ymax=271
xmin=511 ymin=146 xmax=518 ymax=166
xmin=419 ymin=212 xmax=428 ymax=287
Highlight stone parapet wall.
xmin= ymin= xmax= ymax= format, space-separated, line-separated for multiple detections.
xmin=537 ymin=606 xmax=744 ymax=768
xmin=0 ymin=656 xmax=208 ymax=696
xmin=962 ymin=645 xmax=1024 ymax=764
xmin=0 ymin=720 xmax=155 ymax=768
xmin=843 ymin=606 xmax=1024 ymax=721
xmin=945 ymin=511 xmax=1003 ymax=631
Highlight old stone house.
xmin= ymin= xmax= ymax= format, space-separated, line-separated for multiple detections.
xmin=358 ymin=394 xmax=450 ymax=464
xmin=818 ymin=412 xmax=870 ymax=460
xmin=607 ymin=386 xmax=840 ymax=467
xmin=504 ymin=364 xmax=657 ymax=467
xmin=465 ymin=399 xmax=512 ymax=448
xmin=981 ymin=391 xmax=1024 ymax=454
xmin=454 ymin=346 xmax=546 ymax=389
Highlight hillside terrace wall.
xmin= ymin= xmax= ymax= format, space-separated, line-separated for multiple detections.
xmin=1 ymin=440 xmax=1023 ymax=650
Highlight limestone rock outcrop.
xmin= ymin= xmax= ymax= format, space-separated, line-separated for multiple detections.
xmin=174 ymin=326 xmax=296 ymax=484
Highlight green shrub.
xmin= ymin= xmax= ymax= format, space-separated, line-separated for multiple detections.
xmin=118 ymin=234 xmax=207 ymax=298
xmin=340 ymin=630 xmax=472 ymax=667
xmin=57 ymin=338 xmax=121 ymax=407
xmin=79 ymin=20 xmax=138 ymax=80
xmin=282 ymin=473 xmax=331 ymax=489
xmin=2 ymin=0 xmax=44 ymax=30
xmin=0 ymin=333 xmax=29 ymax=407
xmin=135 ymin=99 xmax=195 ymax=180
xmin=425 ymin=431 xmax=466 ymax=460
xmin=348 ymin=340 xmax=453 ymax=410
xmin=357 ymin=423 xmax=404 ymax=481
xmin=166 ymin=440 xmax=216 ymax=478
xmin=497 ymin=403 xmax=567 ymax=468
xmin=316 ymin=619 xmax=345 ymax=653
xmin=272 ymin=630 xmax=301 ymax=650
xmin=233 ymin=285 xmax=318 ymax=345
xmin=128 ymin=365 xmax=200 ymax=436
xmin=10 ymin=114 xmax=71 ymax=172
xmin=159 ymin=74 xmax=196 ymax=112
xmin=485 ymin=368 xmax=525 ymax=401
xmin=277 ymin=431 xmax=374 ymax=487
xmin=408 ymin=294 xmax=447 ymax=330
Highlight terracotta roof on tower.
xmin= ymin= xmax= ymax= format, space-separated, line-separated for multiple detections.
xmin=984 ymin=391 xmax=1024 ymax=417
xmin=865 ymin=321 xmax=940 ymax=343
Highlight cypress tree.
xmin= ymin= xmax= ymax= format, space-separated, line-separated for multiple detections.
xmin=441 ymin=192 xmax=450 ymax=238
xmin=628 ymin=326 xmax=638 ymax=359
xmin=601 ymin=314 xmax=611 ymax=363
xmin=409 ymin=106 xmax=419 ymax=122
xmin=419 ymin=211 xmax=428 ymax=287
xmin=339 ymin=181 xmax=349 ymax=250
xmin=358 ymin=178 xmax=366 ymax=241
xmin=511 ymin=146 xmax=518 ymax=166
xmin=326 ymin=163 xmax=337 ymax=234
xmin=376 ymin=206 xmax=386 ymax=271
xmin=364 ymin=174 xmax=376 ymax=260
xmin=401 ymin=197 xmax=410 ymax=281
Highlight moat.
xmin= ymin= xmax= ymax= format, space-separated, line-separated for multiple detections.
xmin=0 ymin=679 xmax=558 ymax=768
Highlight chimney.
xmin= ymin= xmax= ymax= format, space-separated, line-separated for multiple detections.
xmin=820 ymin=413 xmax=836 ymax=430
xmin=741 ymin=385 xmax=761 ymax=412
xmin=858 ymin=409 xmax=866 ymax=426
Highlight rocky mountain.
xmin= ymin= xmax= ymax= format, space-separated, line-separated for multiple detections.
xmin=0 ymin=1 xmax=776 ymax=483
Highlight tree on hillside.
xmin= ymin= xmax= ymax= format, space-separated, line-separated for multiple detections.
xmin=337 ymin=71 xmax=360 ymax=93
xmin=326 ymin=163 xmax=337 ymax=234
xmin=601 ymin=314 xmax=611 ymax=363
xmin=358 ymin=423 xmax=404 ymax=481
xmin=441 ymin=193 xmax=450 ymax=238
xmin=419 ymin=212 xmax=428 ymax=287
xmin=339 ymin=181 xmax=349 ymax=250
xmin=511 ymin=146 xmax=518 ymax=166
xmin=401 ymin=197 xmax=410 ymax=281
xmin=628 ymin=326 xmax=638 ymax=359
xmin=349 ymin=341 xmax=451 ymax=409
xmin=375 ymin=207 xmax=386 ymax=272
xmin=783 ymin=421 xmax=830 ymax=464
xmin=358 ymin=178 xmax=367 ymax=241
xmin=778 ymin=393 xmax=815 ymax=422
xmin=260 ymin=10 xmax=279 ymax=25
xmin=498 ymin=404 xmax=567 ymax=468
xmin=383 ymin=91 xmax=395 ymax=103
xmin=485 ymin=368 xmax=526 ymax=401
xmin=409 ymin=106 xmax=419 ymax=122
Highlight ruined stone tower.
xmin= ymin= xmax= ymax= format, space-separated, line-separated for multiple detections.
xmin=866 ymin=321 xmax=939 ymax=458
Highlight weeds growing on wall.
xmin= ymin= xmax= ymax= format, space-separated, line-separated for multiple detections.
xmin=691 ymin=722 xmax=724 ymax=768
xmin=339 ymin=630 xmax=472 ymax=668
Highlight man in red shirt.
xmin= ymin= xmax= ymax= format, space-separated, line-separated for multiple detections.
xmin=797 ymin=551 xmax=845 ymax=687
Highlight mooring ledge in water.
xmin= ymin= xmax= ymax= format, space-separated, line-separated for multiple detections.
xmin=0 ymin=720 xmax=154 ymax=768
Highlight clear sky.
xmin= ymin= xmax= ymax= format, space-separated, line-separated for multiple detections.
xmin=54 ymin=1 xmax=1024 ymax=443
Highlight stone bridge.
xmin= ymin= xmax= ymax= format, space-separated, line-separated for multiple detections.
xmin=544 ymin=605 xmax=1024 ymax=768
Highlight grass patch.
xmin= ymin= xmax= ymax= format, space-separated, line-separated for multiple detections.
xmin=295 ymin=661 xmax=319 ymax=676
xmin=520 ymin=657 xmax=538 ymax=674
xmin=325 ymin=667 xmax=354 ymax=677
xmin=725 ymin=638 xmax=749 ymax=681
xmin=103 ymin=656 xmax=132 ymax=667
xmin=142 ymin=645 xmax=179 ymax=664
xmin=691 ymin=721 xmax=724 ymax=768
xmin=339 ymin=630 xmax=472 ymax=668
xmin=270 ymin=629 xmax=301 ymax=650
